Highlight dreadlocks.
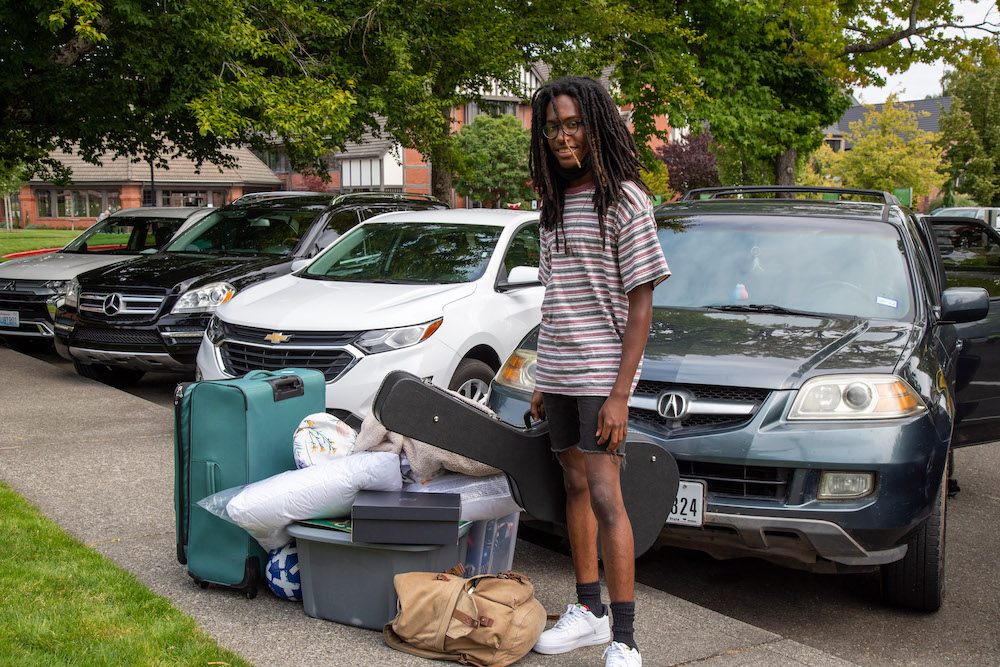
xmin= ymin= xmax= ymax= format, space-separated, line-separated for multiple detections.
xmin=529 ymin=76 xmax=648 ymax=247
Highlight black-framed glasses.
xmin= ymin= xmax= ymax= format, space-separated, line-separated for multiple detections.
xmin=541 ymin=119 xmax=582 ymax=139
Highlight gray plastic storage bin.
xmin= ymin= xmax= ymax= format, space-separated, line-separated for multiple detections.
xmin=463 ymin=512 xmax=520 ymax=577
xmin=286 ymin=522 xmax=470 ymax=630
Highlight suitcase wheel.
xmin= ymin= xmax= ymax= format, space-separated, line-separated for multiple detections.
xmin=198 ymin=581 xmax=210 ymax=590
xmin=245 ymin=586 xmax=257 ymax=600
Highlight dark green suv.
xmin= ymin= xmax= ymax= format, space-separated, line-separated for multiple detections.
xmin=488 ymin=186 xmax=998 ymax=611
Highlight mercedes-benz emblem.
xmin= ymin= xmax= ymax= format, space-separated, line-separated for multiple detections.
xmin=657 ymin=391 xmax=690 ymax=420
xmin=103 ymin=293 xmax=123 ymax=316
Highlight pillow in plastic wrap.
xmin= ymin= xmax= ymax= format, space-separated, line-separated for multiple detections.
xmin=226 ymin=451 xmax=401 ymax=552
xmin=292 ymin=412 xmax=358 ymax=469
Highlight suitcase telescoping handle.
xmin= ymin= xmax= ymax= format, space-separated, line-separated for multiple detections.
xmin=243 ymin=369 xmax=306 ymax=402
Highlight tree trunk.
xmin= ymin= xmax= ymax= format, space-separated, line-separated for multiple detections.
xmin=776 ymin=147 xmax=797 ymax=186
xmin=430 ymin=148 xmax=454 ymax=206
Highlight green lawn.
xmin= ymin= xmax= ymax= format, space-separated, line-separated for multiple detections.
xmin=0 ymin=230 xmax=81 ymax=260
xmin=0 ymin=482 xmax=254 ymax=666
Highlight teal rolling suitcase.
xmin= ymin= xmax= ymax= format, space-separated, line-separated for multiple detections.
xmin=173 ymin=368 xmax=325 ymax=598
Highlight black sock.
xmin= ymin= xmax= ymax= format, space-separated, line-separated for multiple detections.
xmin=575 ymin=581 xmax=604 ymax=617
xmin=610 ymin=601 xmax=637 ymax=650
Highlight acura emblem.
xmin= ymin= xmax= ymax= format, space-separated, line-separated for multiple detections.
xmin=264 ymin=332 xmax=290 ymax=344
xmin=1 ymin=280 xmax=13 ymax=291
xmin=657 ymin=391 xmax=690 ymax=420
xmin=102 ymin=293 xmax=123 ymax=316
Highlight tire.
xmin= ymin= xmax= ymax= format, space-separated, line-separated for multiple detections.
xmin=2 ymin=336 xmax=53 ymax=354
xmin=448 ymin=359 xmax=495 ymax=405
xmin=73 ymin=360 xmax=145 ymax=388
xmin=880 ymin=462 xmax=947 ymax=612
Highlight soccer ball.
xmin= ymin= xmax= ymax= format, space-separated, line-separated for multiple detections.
xmin=292 ymin=413 xmax=358 ymax=469
xmin=265 ymin=541 xmax=302 ymax=601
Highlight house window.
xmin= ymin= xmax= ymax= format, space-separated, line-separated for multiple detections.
xmin=35 ymin=189 xmax=120 ymax=218
xmin=340 ymin=159 xmax=381 ymax=188
xmin=254 ymin=149 xmax=289 ymax=173
xmin=466 ymin=101 xmax=518 ymax=122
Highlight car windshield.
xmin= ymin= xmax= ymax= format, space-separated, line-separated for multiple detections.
xmin=165 ymin=203 xmax=327 ymax=256
xmin=930 ymin=208 xmax=980 ymax=218
xmin=62 ymin=215 xmax=189 ymax=254
xmin=652 ymin=215 xmax=914 ymax=321
xmin=304 ymin=222 xmax=502 ymax=284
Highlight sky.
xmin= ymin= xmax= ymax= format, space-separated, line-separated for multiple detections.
xmin=851 ymin=0 xmax=997 ymax=104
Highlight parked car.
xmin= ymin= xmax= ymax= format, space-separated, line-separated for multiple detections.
xmin=196 ymin=209 xmax=544 ymax=426
xmin=0 ymin=206 xmax=210 ymax=354
xmin=488 ymin=186 xmax=999 ymax=612
xmin=929 ymin=206 xmax=1000 ymax=228
xmin=53 ymin=192 xmax=447 ymax=386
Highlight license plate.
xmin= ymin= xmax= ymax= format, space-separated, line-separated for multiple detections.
xmin=0 ymin=310 xmax=18 ymax=328
xmin=666 ymin=480 xmax=704 ymax=526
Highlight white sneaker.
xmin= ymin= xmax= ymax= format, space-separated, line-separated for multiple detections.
xmin=603 ymin=641 xmax=642 ymax=666
xmin=532 ymin=603 xmax=611 ymax=654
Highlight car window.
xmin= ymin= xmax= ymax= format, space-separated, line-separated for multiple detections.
xmin=166 ymin=204 xmax=326 ymax=256
xmin=905 ymin=217 xmax=940 ymax=308
xmin=934 ymin=221 xmax=1000 ymax=297
xmin=63 ymin=216 xmax=187 ymax=254
xmin=305 ymin=223 xmax=503 ymax=284
xmin=502 ymin=225 xmax=541 ymax=277
xmin=651 ymin=215 xmax=914 ymax=320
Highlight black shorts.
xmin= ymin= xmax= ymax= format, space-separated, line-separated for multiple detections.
xmin=541 ymin=393 xmax=623 ymax=455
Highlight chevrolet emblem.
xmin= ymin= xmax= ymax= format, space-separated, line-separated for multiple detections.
xmin=264 ymin=332 xmax=290 ymax=344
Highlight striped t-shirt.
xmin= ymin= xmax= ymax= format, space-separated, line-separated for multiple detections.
xmin=535 ymin=181 xmax=670 ymax=397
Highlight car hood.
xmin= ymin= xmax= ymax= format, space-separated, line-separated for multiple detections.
xmin=218 ymin=274 xmax=476 ymax=331
xmin=77 ymin=253 xmax=289 ymax=292
xmin=0 ymin=252 xmax=136 ymax=281
xmin=641 ymin=309 xmax=913 ymax=390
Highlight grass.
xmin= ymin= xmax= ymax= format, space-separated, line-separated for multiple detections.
xmin=0 ymin=481 xmax=254 ymax=666
xmin=0 ymin=229 xmax=81 ymax=260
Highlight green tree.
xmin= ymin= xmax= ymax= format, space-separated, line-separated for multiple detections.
xmin=638 ymin=0 xmax=997 ymax=186
xmin=453 ymin=115 xmax=533 ymax=208
xmin=818 ymin=96 xmax=944 ymax=195
xmin=2 ymin=0 xmax=356 ymax=181
xmin=937 ymin=53 xmax=1000 ymax=206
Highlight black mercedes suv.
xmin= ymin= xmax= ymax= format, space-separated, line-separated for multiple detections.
xmin=488 ymin=186 xmax=999 ymax=611
xmin=53 ymin=192 xmax=447 ymax=385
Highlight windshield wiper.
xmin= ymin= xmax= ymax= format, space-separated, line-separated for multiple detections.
xmin=704 ymin=304 xmax=822 ymax=316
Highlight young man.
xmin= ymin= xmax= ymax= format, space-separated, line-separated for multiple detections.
xmin=527 ymin=76 xmax=670 ymax=667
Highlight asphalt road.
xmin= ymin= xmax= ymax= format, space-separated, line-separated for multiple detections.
xmin=14 ymin=342 xmax=1000 ymax=666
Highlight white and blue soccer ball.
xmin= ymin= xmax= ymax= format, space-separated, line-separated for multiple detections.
xmin=265 ymin=541 xmax=302 ymax=601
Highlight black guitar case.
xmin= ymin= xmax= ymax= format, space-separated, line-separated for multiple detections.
xmin=371 ymin=370 xmax=679 ymax=558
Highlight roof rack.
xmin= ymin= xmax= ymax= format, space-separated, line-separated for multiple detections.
xmin=681 ymin=185 xmax=900 ymax=206
xmin=333 ymin=191 xmax=443 ymax=203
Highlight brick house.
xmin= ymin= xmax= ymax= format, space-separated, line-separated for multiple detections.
xmin=5 ymin=146 xmax=280 ymax=230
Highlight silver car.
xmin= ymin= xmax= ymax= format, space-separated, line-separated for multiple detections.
xmin=0 ymin=206 xmax=210 ymax=352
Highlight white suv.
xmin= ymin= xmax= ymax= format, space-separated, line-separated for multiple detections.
xmin=0 ymin=206 xmax=209 ymax=353
xmin=196 ymin=208 xmax=543 ymax=424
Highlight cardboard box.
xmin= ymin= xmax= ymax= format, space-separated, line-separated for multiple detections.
xmin=351 ymin=490 xmax=461 ymax=545
xmin=287 ymin=521 xmax=469 ymax=630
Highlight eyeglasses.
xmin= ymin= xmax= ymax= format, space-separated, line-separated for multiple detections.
xmin=541 ymin=119 xmax=582 ymax=139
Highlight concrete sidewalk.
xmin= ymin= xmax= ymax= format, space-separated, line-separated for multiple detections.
xmin=0 ymin=347 xmax=856 ymax=666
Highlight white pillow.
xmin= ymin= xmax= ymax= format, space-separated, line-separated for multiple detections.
xmin=293 ymin=412 xmax=358 ymax=469
xmin=226 ymin=452 xmax=401 ymax=552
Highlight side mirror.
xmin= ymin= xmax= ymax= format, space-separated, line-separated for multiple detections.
xmin=939 ymin=286 xmax=990 ymax=324
xmin=497 ymin=265 xmax=541 ymax=292
xmin=290 ymin=259 xmax=311 ymax=273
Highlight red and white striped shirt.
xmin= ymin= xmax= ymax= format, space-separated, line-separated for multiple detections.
xmin=536 ymin=181 xmax=670 ymax=396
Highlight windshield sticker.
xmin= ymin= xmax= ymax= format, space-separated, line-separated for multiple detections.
xmin=876 ymin=296 xmax=899 ymax=308
xmin=732 ymin=283 xmax=749 ymax=300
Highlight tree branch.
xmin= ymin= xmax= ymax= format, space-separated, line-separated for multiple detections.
xmin=51 ymin=17 xmax=111 ymax=66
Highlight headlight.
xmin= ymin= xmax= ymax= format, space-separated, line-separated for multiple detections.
xmin=354 ymin=318 xmax=443 ymax=354
xmin=44 ymin=279 xmax=71 ymax=294
xmin=171 ymin=282 xmax=235 ymax=314
xmin=205 ymin=314 xmax=225 ymax=345
xmin=64 ymin=279 xmax=81 ymax=308
xmin=788 ymin=375 xmax=926 ymax=420
xmin=494 ymin=348 xmax=537 ymax=393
